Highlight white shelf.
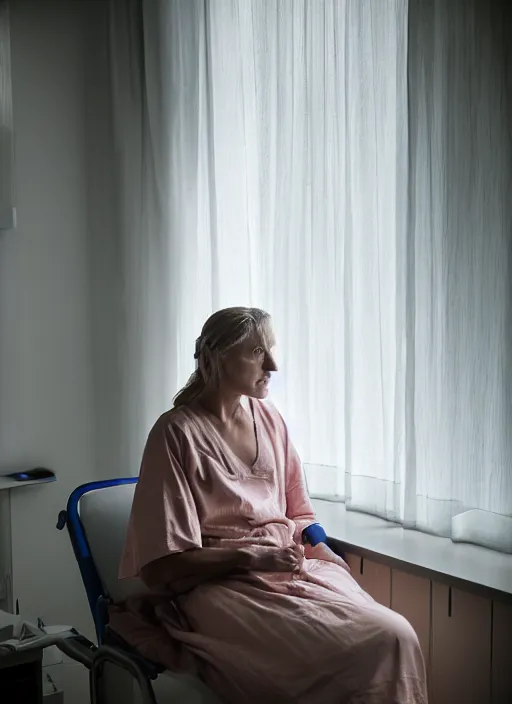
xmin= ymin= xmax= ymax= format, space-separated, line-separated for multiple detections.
xmin=0 ymin=476 xmax=56 ymax=491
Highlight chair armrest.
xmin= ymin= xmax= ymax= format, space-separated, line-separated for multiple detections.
xmin=91 ymin=645 xmax=158 ymax=704
xmin=103 ymin=626 xmax=164 ymax=680
xmin=58 ymin=635 xmax=159 ymax=704
xmin=56 ymin=635 xmax=97 ymax=669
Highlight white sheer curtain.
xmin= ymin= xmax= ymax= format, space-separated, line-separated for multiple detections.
xmin=407 ymin=0 xmax=512 ymax=537
xmin=107 ymin=0 xmax=512 ymax=547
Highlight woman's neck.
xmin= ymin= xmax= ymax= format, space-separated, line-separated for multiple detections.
xmin=195 ymin=387 xmax=243 ymax=425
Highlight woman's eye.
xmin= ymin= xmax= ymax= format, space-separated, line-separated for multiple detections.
xmin=254 ymin=347 xmax=264 ymax=356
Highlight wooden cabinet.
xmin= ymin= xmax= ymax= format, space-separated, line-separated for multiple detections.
xmin=341 ymin=552 xmax=509 ymax=704
xmin=430 ymin=582 xmax=492 ymax=704
xmin=391 ymin=570 xmax=431 ymax=669
xmin=491 ymin=600 xmax=512 ymax=704
xmin=344 ymin=552 xmax=391 ymax=607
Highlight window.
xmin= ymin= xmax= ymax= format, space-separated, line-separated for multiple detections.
xmin=111 ymin=0 xmax=512 ymax=551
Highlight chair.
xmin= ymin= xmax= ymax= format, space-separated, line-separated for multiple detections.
xmin=56 ymin=478 xmax=222 ymax=704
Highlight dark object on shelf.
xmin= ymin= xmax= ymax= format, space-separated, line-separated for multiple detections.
xmin=5 ymin=468 xmax=56 ymax=483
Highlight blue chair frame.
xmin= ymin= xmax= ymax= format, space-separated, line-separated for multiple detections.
xmin=56 ymin=477 xmax=163 ymax=704
xmin=57 ymin=477 xmax=138 ymax=643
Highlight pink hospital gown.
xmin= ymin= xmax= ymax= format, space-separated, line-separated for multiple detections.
xmin=115 ymin=400 xmax=427 ymax=704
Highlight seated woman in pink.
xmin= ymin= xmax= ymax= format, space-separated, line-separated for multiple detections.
xmin=118 ymin=307 xmax=428 ymax=704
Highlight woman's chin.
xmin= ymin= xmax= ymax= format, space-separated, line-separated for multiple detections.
xmin=248 ymin=383 xmax=270 ymax=399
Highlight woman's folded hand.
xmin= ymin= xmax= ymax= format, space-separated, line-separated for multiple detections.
xmin=245 ymin=544 xmax=304 ymax=573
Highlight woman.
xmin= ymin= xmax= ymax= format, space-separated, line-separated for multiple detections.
xmin=116 ymin=307 xmax=428 ymax=704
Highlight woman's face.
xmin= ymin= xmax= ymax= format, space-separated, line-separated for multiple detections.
xmin=220 ymin=331 xmax=278 ymax=399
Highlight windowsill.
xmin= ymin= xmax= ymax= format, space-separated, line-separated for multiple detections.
xmin=311 ymin=499 xmax=512 ymax=603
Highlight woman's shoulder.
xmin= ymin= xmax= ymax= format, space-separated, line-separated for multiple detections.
xmin=152 ymin=405 xmax=199 ymax=434
xmin=142 ymin=407 xmax=216 ymax=469
xmin=252 ymin=398 xmax=288 ymax=435
xmin=146 ymin=406 xmax=202 ymax=449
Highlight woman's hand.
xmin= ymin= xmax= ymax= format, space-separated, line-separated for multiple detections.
xmin=304 ymin=542 xmax=351 ymax=572
xmin=247 ymin=545 xmax=303 ymax=573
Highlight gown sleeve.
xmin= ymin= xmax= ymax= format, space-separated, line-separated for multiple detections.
xmin=282 ymin=419 xmax=317 ymax=544
xmin=119 ymin=415 xmax=202 ymax=580
xmin=280 ymin=415 xmax=349 ymax=568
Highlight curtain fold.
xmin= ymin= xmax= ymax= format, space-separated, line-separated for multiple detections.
xmin=407 ymin=0 xmax=512 ymax=534
xmin=105 ymin=0 xmax=512 ymax=548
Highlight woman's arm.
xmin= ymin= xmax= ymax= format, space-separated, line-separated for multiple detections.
xmin=280 ymin=421 xmax=348 ymax=568
xmin=140 ymin=544 xmax=301 ymax=591
xmin=140 ymin=547 xmax=252 ymax=590
xmin=283 ymin=431 xmax=317 ymax=543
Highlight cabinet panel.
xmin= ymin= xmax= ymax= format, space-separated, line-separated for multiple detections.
xmin=391 ymin=570 xmax=431 ymax=669
xmin=344 ymin=553 xmax=391 ymax=607
xmin=491 ymin=600 xmax=512 ymax=704
xmin=431 ymin=582 xmax=492 ymax=704
xmin=0 ymin=491 xmax=12 ymax=612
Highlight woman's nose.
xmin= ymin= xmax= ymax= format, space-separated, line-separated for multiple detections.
xmin=263 ymin=352 xmax=278 ymax=372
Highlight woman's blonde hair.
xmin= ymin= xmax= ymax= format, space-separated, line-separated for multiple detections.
xmin=173 ymin=307 xmax=273 ymax=408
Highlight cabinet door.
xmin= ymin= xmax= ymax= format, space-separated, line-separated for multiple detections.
xmin=492 ymin=600 xmax=512 ymax=704
xmin=0 ymin=491 xmax=12 ymax=612
xmin=344 ymin=553 xmax=391 ymax=607
xmin=431 ymin=582 xmax=492 ymax=704
xmin=391 ymin=570 xmax=431 ymax=669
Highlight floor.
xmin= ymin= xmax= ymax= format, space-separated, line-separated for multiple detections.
xmin=47 ymin=657 xmax=221 ymax=704
xmin=44 ymin=659 xmax=89 ymax=704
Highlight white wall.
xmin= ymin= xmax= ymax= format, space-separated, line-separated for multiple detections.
xmin=0 ymin=0 xmax=107 ymax=640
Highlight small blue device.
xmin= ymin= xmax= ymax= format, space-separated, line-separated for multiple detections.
xmin=302 ymin=522 xmax=328 ymax=546
xmin=6 ymin=468 xmax=56 ymax=482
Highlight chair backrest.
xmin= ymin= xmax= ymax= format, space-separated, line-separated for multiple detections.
xmin=58 ymin=478 xmax=148 ymax=641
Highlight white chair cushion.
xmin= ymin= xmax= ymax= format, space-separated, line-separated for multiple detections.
xmin=79 ymin=483 xmax=149 ymax=603
xmin=80 ymin=483 xmax=224 ymax=702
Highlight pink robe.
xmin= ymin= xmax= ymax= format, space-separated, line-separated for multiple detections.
xmin=115 ymin=400 xmax=427 ymax=704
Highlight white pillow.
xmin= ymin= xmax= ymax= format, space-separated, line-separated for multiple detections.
xmin=451 ymin=509 xmax=512 ymax=554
